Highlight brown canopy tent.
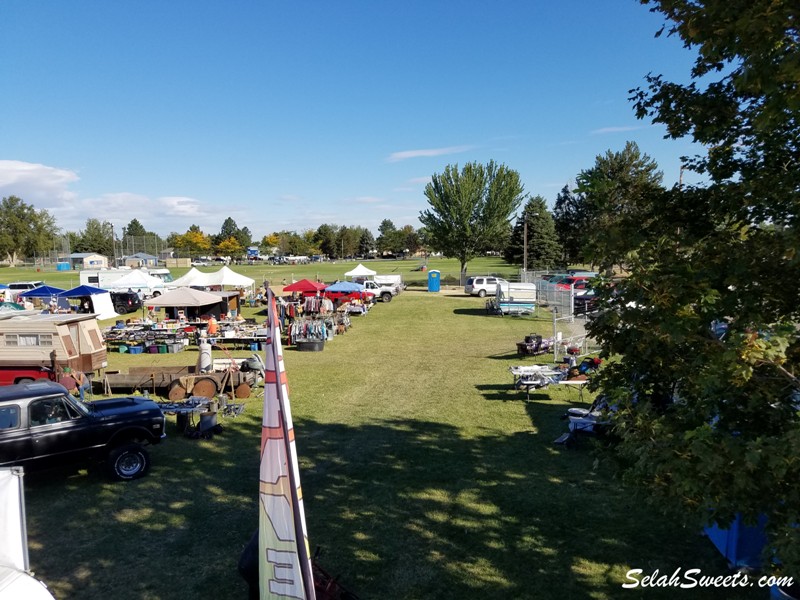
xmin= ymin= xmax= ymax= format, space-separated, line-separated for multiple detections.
xmin=145 ymin=287 xmax=230 ymax=320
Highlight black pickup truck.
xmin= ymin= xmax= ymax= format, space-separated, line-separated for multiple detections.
xmin=0 ymin=380 xmax=165 ymax=480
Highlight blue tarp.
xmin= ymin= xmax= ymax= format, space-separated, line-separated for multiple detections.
xmin=58 ymin=285 xmax=109 ymax=297
xmin=18 ymin=285 xmax=66 ymax=298
xmin=324 ymin=281 xmax=365 ymax=293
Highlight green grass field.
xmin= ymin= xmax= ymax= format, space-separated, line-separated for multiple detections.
xmin=3 ymin=260 xmax=760 ymax=599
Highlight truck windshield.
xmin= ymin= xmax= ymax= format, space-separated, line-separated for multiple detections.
xmin=68 ymin=395 xmax=93 ymax=416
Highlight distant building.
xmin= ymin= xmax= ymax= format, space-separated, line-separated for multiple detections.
xmin=124 ymin=253 xmax=159 ymax=268
xmin=69 ymin=252 xmax=109 ymax=270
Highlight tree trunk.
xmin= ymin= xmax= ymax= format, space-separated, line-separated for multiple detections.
xmin=460 ymin=261 xmax=468 ymax=286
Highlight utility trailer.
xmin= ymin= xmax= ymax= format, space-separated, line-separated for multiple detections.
xmin=100 ymin=357 xmax=263 ymax=400
xmin=486 ymin=282 xmax=537 ymax=316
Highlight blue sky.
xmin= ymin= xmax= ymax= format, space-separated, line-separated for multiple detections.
xmin=0 ymin=1 xmax=700 ymax=239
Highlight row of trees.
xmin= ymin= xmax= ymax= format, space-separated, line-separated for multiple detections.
xmin=0 ymin=200 xmax=437 ymax=264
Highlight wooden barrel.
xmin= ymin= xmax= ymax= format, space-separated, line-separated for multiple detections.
xmin=235 ymin=383 xmax=251 ymax=398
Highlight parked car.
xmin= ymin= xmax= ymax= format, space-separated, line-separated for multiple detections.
xmin=0 ymin=380 xmax=165 ymax=480
xmin=554 ymin=275 xmax=594 ymax=290
xmin=573 ymin=291 xmax=599 ymax=315
xmin=5 ymin=281 xmax=45 ymax=302
xmin=110 ymin=291 xmax=143 ymax=314
xmin=465 ymin=276 xmax=508 ymax=298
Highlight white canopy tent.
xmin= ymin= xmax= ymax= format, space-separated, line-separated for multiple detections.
xmin=104 ymin=269 xmax=166 ymax=293
xmin=170 ymin=267 xmax=208 ymax=287
xmin=205 ymin=266 xmax=255 ymax=288
xmin=344 ymin=263 xmax=376 ymax=278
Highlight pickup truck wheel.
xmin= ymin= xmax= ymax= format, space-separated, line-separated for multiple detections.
xmin=107 ymin=444 xmax=150 ymax=481
xmin=114 ymin=303 xmax=127 ymax=314
xmin=381 ymin=292 xmax=392 ymax=302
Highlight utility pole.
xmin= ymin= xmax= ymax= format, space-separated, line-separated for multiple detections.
xmin=523 ymin=215 xmax=528 ymax=276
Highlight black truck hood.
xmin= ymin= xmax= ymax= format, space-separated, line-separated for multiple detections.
xmin=91 ymin=396 xmax=162 ymax=416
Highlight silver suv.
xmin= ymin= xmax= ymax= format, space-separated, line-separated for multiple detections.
xmin=464 ymin=276 xmax=508 ymax=298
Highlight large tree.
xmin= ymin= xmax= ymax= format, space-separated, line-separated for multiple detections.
xmin=214 ymin=217 xmax=251 ymax=252
xmin=73 ymin=218 xmax=114 ymax=258
xmin=314 ymin=224 xmax=339 ymax=258
xmin=357 ymin=227 xmax=375 ymax=257
xmin=504 ymin=195 xmax=562 ymax=271
xmin=576 ymin=141 xmax=663 ymax=274
xmin=171 ymin=225 xmax=212 ymax=256
xmin=552 ymin=185 xmax=586 ymax=266
xmin=590 ymin=0 xmax=800 ymax=575
xmin=420 ymin=161 xmax=524 ymax=282
xmin=376 ymin=219 xmax=404 ymax=255
xmin=0 ymin=196 xmax=59 ymax=264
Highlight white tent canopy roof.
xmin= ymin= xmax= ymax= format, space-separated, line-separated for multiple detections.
xmin=205 ymin=266 xmax=255 ymax=287
xmin=344 ymin=263 xmax=376 ymax=277
xmin=144 ymin=287 xmax=224 ymax=308
xmin=105 ymin=269 xmax=165 ymax=290
xmin=170 ymin=267 xmax=207 ymax=287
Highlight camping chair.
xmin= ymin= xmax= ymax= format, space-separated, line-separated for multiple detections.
xmin=553 ymin=395 xmax=611 ymax=447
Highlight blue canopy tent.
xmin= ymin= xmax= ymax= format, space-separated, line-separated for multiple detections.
xmin=324 ymin=281 xmax=365 ymax=293
xmin=59 ymin=284 xmax=108 ymax=297
xmin=17 ymin=285 xmax=66 ymax=298
xmin=59 ymin=285 xmax=118 ymax=320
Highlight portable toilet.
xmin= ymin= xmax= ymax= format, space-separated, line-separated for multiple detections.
xmin=427 ymin=270 xmax=441 ymax=292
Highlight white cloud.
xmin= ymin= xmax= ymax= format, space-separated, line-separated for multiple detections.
xmin=0 ymin=160 xmax=79 ymax=207
xmin=590 ymin=125 xmax=652 ymax=135
xmin=386 ymin=145 xmax=475 ymax=163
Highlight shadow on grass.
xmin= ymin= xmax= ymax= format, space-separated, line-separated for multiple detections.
xmin=474 ymin=382 xmax=518 ymax=402
xmin=451 ymin=307 xmax=492 ymax=317
xmin=24 ymin=412 xmax=756 ymax=600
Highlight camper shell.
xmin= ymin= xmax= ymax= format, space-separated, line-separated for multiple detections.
xmin=0 ymin=313 xmax=107 ymax=385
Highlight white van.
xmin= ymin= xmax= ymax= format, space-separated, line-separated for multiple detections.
xmin=465 ymin=276 xmax=508 ymax=298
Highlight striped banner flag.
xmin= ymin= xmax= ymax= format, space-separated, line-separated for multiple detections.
xmin=259 ymin=289 xmax=316 ymax=600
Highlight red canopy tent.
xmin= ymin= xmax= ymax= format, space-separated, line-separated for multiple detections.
xmin=282 ymin=279 xmax=327 ymax=295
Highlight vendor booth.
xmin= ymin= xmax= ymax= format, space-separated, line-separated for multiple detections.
xmin=58 ymin=285 xmax=118 ymax=320
xmin=144 ymin=287 xmax=229 ymax=320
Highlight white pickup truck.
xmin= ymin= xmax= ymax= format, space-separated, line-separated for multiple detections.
xmin=358 ymin=279 xmax=398 ymax=302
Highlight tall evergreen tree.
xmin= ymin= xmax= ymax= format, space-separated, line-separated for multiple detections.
xmin=504 ymin=196 xmax=562 ymax=270
xmin=552 ymin=185 xmax=586 ymax=266
xmin=576 ymin=141 xmax=663 ymax=273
